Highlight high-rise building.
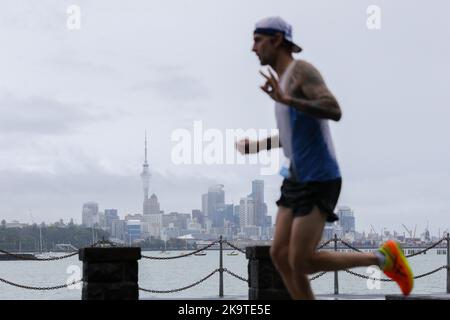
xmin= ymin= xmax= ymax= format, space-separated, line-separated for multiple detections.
xmin=104 ymin=209 xmax=119 ymax=231
xmin=239 ymin=197 xmax=256 ymax=228
xmin=192 ymin=210 xmax=205 ymax=228
xmin=82 ymin=202 xmax=99 ymax=227
xmin=242 ymin=225 xmax=261 ymax=240
xmin=127 ymin=220 xmax=142 ymax=244
xmin=201 ymin=194 xmax=209 ymax=217
xmin=98 ymin=211 xmax=106 ymax=230
xmin=223 ymin=204 xmax=235 ymax=224
xmin=141 ymin=133 xmax=151 ymax=215
xmin=337 ymin=206 xmax=355 ymax=234
xmin=146 ymin=194 xmax=160 ymax=215
xmin=125 ymin=213 xmax=143 ymax=221
xmin=142 ymin=214 xmax=162 ymax=239
xmin=111 ymin=219 xmax=127 ymax=241
xmin=162 ymin=212 xmax=190 ymax=230
xmin=213 ymin=203 xmax=234 ymax=228
xmin=233 ymin=205 xmax=241 ymax=227
xmin=252 ymin=180 xmax=264 ymax=203
xmin=206 ymin=185 xmax=225 ymax=228
xmin=250 ymin=180 xmax=268 ymax=227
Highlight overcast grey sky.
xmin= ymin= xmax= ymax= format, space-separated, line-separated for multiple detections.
xmin=0 ymin=0 xmax=449 ymax=236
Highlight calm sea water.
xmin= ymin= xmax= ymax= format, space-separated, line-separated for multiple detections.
xmin=0 ymin=249 xmax=447 ymax=300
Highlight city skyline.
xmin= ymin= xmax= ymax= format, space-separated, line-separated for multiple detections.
xmin=4 ymin=200 xmax=441 ymax=242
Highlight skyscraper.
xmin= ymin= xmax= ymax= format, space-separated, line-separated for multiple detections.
xmin=201 ymin=193 xmax=209 ymax=217
xmin=141 ymin=132 xmax=151 ymax=215
xmin=127 ymin=220 xmax=142 ymax=244
xmin=251 ymin=180 xmax=268 ymax=227
xmin=147 ymin=194 xmax=160 ymax=215
xmin=192 ymin=209 xmax=205 ymax=228
xmin=111 ymin=219 xmax=127 ymax=241
xmin=82 ymin=202 xmax=99 ymax=227
xmin=239 ymin=197 xmax=256 ymax=228
xmin=104 ymin=209 xmax=119 ymax=231
xmin=252 ymin=180 xmax=264 ymax=203
xmin=206 ymin=185 xmax=225 ymax=228
xmin=337 ymin=206 xmax=355 ymax=234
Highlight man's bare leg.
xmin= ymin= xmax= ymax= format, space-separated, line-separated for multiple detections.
xmin=270 ymin=206 xmax=313 ymax=299
xmin=287 ymin=206 xmax=327 ymax=299
xmin=288 ymin=206 xmax=379 ymax=299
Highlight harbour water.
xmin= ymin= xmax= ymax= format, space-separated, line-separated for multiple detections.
xmin=0 ymin=249 xmax=447 ymax=300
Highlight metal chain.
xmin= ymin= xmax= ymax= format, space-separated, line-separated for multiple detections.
xmin=405 ymin=238 xmax=447 ymax=257
xmin=224 ymin=267 xmax=326 ymax=282
xmin=413 ymin=266 xmax=448 ymax=279
xmin=343 ymin=269 xmax=392 ymax=282
xmin=0 ymin=277 xmax=82 ymax=290
xmin=339 ymin=237 xmax=448 ymax=258
xmin=309 ymin=271 xmax=327 ymax=281
xmin=139 ymin=269 xmax=219 ymax=293
xmin=223 ymin=238 xmax=334 ymax=253
xmin=29 ymin=252 xmax=78 ymax=261
xmin=141 ymin=241 xmax=219 ymax=260
xmin=223 ymin=241 xmax=246 ymax=254
xmin=0 ymin=249 xmax=78 ymax=261
xmin=343 ymin=265 xmax=448 ymax=281
xmin=223 ymin=268 xmax=248 ymax=283
xmin=317 ymin=239 xmax=334 ymax=250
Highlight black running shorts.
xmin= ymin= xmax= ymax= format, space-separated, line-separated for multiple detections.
xmin=276 ymin=170 xmax=342 ymax=222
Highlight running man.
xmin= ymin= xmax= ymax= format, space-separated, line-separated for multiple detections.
xmin=236 ymin=16 xmax=413 ymax=299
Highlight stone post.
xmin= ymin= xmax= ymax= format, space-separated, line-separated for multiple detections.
xmin=246 ymin=246 xmax=291 ymax=300
xmin=79 ymin=247 xmax=141 ymax=300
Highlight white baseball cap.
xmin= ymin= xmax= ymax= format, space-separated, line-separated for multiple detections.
xmin=254 ymin=16 xmax=302 ymax=53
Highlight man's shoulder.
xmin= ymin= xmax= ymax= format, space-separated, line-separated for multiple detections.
xmin=293 ymin=59 xmax=320 ymax=75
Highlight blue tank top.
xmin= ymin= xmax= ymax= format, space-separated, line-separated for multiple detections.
xmin=289 ymin=108 xmax=341 ymax=182
xmin=275 ymin=60 xmax=341 ymax=183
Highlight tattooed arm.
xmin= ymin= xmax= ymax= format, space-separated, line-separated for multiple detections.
xmin=284 ymin=61 xmax=341 ymax=121
xmin=260 ymin=61 xmax=342 ymax=121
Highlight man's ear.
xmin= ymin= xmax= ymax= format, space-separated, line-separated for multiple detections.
xmin=272 ymin=33 xmax=284 ymax=48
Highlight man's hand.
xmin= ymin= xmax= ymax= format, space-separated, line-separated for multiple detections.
xmin=260 ymin=68 xmax=290 ymax=104
xmin=235 ymin=138 xmax=259 ymax=155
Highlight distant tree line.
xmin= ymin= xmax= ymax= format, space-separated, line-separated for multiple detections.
xmin=0 ymin=221 xmax=204 ymax=252
xmin=136 ymin=237 xmax=196 ymax=251
xmin=0 ymin=222 xmax=109 ymax=252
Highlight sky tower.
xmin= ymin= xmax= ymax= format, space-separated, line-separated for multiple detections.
xmin=141 ymin=132 xmax=151 ymax=214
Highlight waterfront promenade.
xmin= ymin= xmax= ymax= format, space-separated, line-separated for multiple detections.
xmin=0 ymin=235 xmax=449 ymax=300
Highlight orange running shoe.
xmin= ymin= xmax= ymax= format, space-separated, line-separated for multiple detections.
xmin=378 ymin=240 xmax=414 ymax=296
